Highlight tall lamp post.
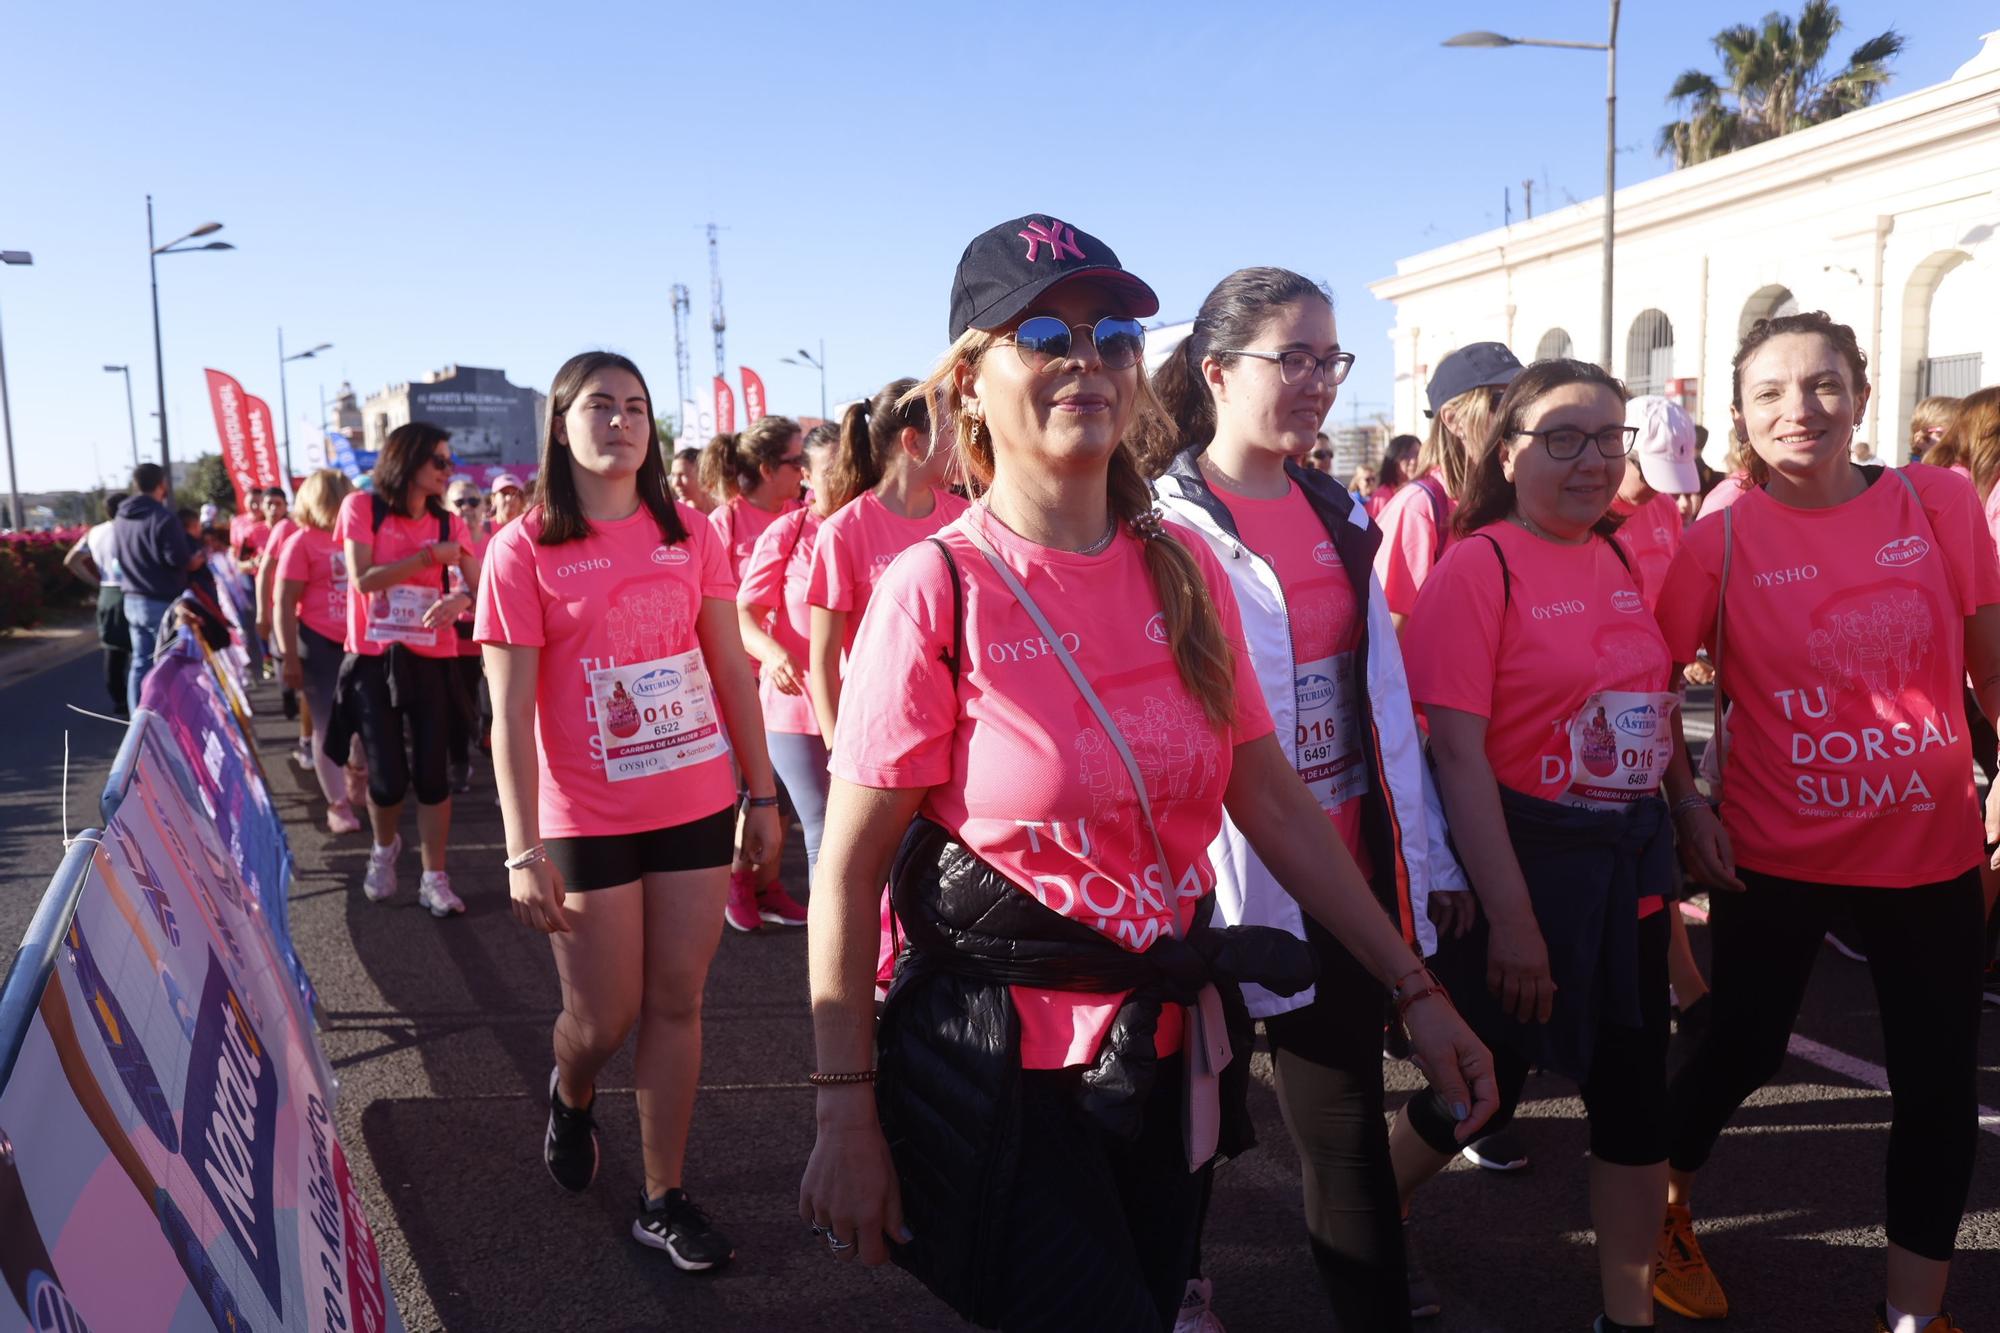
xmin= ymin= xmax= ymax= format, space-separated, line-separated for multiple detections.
xmin=780 ymin=341 xmax=828 ymax=423
xmin=0 ymin=249 xmax=31 ymax=532
xmin=147 ymin=196 xmax=233 ymax=489
xmin=278 ymin=330 xmax=332 ymax=481
xmin=103 ymin=364 xmax=140 ymax=470
xmin=1445 ymin=0 xmax=1621 ymax=371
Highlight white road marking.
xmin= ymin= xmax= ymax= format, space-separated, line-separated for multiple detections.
xmin=1788 ymin=1033 xmax=2000 ymax=1138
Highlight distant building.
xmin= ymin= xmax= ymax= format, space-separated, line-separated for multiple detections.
xmin=1332 ymin=424 xmax=1384 ymax=480
xmin=363 ymin=366 xmax=546 ymax=466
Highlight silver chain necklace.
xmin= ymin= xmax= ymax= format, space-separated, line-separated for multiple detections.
xmin=1509 ymin=510 xmax=1589 ymax=545
xmin=1074 ymin=519 xmax=1119 ymax=555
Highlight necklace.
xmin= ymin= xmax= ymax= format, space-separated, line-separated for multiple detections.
xmin=1200 ymin=451 xmax=1285 ymax=498
xmin=1509 ymin=511 xmax=1589 ymax=545
xmin=1075 ymin=520 xmax=1119 ymax=556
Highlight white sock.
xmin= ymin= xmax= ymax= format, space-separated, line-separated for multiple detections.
xmin=1885 ymin=1300 xmax=1934 ymax=1333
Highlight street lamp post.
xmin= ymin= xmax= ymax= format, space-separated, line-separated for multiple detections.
xmin=0 ymin=249 xmax=31 ymax=532
xmin=147 ymin=196 xmax=233 ymax=490
xmin=780 ymin=340 xmax=828 ymax=422
xmin=278 ymin=329 xmax=332 ymax=481
xmin=103 ymin=364 xmax=140 ymax=470
xmin=1445 ymin=0 xmax=1621 ymax=370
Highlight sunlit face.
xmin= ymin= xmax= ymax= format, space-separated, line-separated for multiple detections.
xmin=260 ymin=493 xmax=286 ymax=523
xmin=804 ymin=437 xmax=838 ymax=514
xmin=1732 ymin=333 xmax=1870 ymax=484
xmin=560 ymin=369 xmax=651 ymax=481
xmin=414 ymin=441 xmax=454 ymax=499
xmin=754 ymin=431 xmax=807 ymax=504
xmin=1500 ymin=382 xmax=1626 ymax=540
xmin=960 ymin=280 xmax=1139 ymax=480
xmin=493 ymin=485 xmax=527 ymax=522
xmin=670 ymin=454 xmax=710 ymax=509
xmin=448 ymin=482 xmax=484 ymax=525
xmin=1206 ymin=299 xmax=1339 ymax=460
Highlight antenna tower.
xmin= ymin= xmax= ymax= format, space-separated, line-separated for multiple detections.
xmin=706 ymin=222 xmax=726 ymax=381
xmin=670 ymin=283 xmax=693 ymax=416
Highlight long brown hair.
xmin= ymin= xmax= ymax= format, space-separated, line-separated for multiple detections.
xmin=374 ymin=422 xmax=452 ymax=519
xmin=701 ymin=414 xmax=801 ymax=502
xmin=1454 ymin=359 xmax=1630 ymax=538
xmin=824 ymin=378 xmax=928 ymax=512
xmin=1951 ymin=388 xmax=2000 ymax=501
xmin=1730 ymin=311 xmax=1869 ymax=488
xmin=535 ymin=351 xmax=687 ymax=547
xmin=904 ymin=329 xmax=1237 ymax=727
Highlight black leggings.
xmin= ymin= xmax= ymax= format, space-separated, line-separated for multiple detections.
xmin=446 ymin=653 xmax=483 ymax=766
xmin=1260 ymin=928 xmax=1409 ymax=1332
xmin=1667 ymin=867 xmax=1983 ymax=1260
xmin=342 ymin=651 xmax=454 ymax=807
xmin=1408 ymin=910 xmax=1671 ymax=1166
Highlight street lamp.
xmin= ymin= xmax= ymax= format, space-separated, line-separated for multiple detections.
xmin=0 ymin=249 xmax=31 ymax=531
xmin=1445 ymin=0 xmax=1621 ymax=370
xmin=103 ymin=364 xmax=140 ymax=470
xmin=780 ymin=340 xmax=828 ymax=423
xmin=148 ymin=196 xmax=233 ymax=490
xmin=278 ymin=330 xmax=332 ymax=481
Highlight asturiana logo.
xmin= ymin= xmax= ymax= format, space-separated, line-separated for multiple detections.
xmin=1614 ymin=702 xmax=1659 ymax=738
xmin=1144 ymin=612 xmax=1169 ymax=645
xmin=1612 ymin=588 xmax=1644 ymax=614
xmin=651 ymin=545 xmax=691 ymax=566
xmin=1312 ymin=541 xmax=1340 ymax=568
xmin=631 ymin=666 xmax=683 ymax=698
xmin=1875 ymin=536 xmax=1931 ymax=568
xmin=1298 ymin=673 xmax=1337 ymax=709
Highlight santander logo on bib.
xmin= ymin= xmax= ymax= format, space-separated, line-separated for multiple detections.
xmin=651 ymin=545 xmax=691 ymax=566
xmin=1875 ymin=535 xmax=1931 ymax=568
xmin=1312 ymin=541 xmax=1340 ymax=568
xmin=1612 ymin=589 xmax=1644 ymax=614
xmin=1144 ymin=612 xmax=1169 ymax=645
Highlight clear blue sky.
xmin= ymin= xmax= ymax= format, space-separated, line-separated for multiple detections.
xmin=0 ymin=0 xmax=1982 ymax=493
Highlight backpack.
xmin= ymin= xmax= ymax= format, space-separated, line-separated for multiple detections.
xmin=370 ymin=494 xmax=453 ymax=594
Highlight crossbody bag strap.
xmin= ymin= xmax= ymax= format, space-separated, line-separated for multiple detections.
xmin=960 ymin=523 xmax=1173 ymax=878
xmin=1711 ymin=505 xmax=1734 ymax=776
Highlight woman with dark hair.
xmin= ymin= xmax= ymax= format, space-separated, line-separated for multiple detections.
xmin=477 ymin=350 xmax=778 ymax=1271
xmin=1365 ymin=434 xmax=1421 ymax=519
xmin=1144 ymin=266 xmax=1470 ymax=1331
xmin=1651 ymin=314 xmax=2000 ymax=1333
xmin=795 ymin=214 xmax=1495 ymax=1332
xmin=331 ymin=421 xmax=481 ymax=917
xmin=703 ymin=415 xmax=805 ymax=576
xmin=1390 ymin=359 xmax=1684 ymax=1333
xmin=275 ymin=468 xmax=363 ymax=833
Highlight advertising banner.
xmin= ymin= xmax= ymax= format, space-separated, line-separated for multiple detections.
xmin=679 ymin=399 xmax=711 ymax=452
xmin=244 ymin=396 xmax=285 ymax=500
xmin=713 ymin=376 xmax=735 ymax=436
xmin=204 ymin=372 xmax=283 ymax=511
xmin=740 ymin=367 xmax=766 ymax=423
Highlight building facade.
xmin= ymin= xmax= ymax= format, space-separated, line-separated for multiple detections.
xmin=363 ymin=366 xmax=546 ymax=466
xmin=1370 ymin=30 xmax=2000 ymax=465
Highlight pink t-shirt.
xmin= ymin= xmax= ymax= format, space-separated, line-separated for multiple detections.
xmin=1696 ymin=473 xmax=1752 ymax=520
xmin=1373 ymin=470 xmax=1454 ymax=618
xmin=1655 ymin=465 xmax=2000 ymax=887
xmin=1214 ymin=484 xmax=1367 ymax=859
xmin=259 ymin=515 xmax=296 ymax=582
xmin=709 ymin=496 xmax=799 ymax=581
xmin=333 ymin=492 xmax=474 ymax=659
xmin=1983 ymin=482 xmax=2000 ymax=559
xmin=475 ymin=502 xmax=739 ymax=840
xmin=831 ymin=506 xmax=1274 ymax=1069
xmin=807 ymin=489 xmax=970 ymax=649
xmin=738 ymin=508 xmax=824 ymax=736
xmin=275 ymin=526 xmax=348 ymax=645
xmin=230 ymin=512 xmax=267 ymax=556
xmin=1611 ymin=492 xmax=1685 ymax=612
xmin=1364 ymin=483 xmax=1399 ymax=521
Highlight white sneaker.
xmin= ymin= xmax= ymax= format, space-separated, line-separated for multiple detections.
xmin=292 ymin=738 xmax=315 ymax=771
xmin=1173 ymin=1278 xmax=1225 ymax=1333
xmin=418 ymin=870 xmax=465 ymax=918
xmin=326 ymin=801 xmax=362 ymax=836
xmin=363 ymin=836 xmax=402 ymax=901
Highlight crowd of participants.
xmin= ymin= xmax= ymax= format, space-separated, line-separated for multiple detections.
xmin=61 ymin=213 xmax=2000 ymax=1333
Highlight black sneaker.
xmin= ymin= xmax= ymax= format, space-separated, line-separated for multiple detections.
xmin=632 ymin=1188 xmax=735 ymax=1271
xmin=1459 ymin=1126 xmax=1530 ymax=1172
xmin=544 ymin=1068 xmax=599 ymax=1193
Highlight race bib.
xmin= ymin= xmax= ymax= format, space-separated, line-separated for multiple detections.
xmin=364 ymin=583 xmax=439 ymax=646
xmin=1294 ymin=652 xmax=1369 ymax=811
xmin=590 ymin=648 xmax=729 ymax=783
xmin=1562 ymin=689 xmax=1679 ymax=809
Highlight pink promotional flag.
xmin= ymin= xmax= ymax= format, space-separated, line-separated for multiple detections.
xmin=204 ymin=369 xmax=257 ymax=511
xmin=714 ymin=376 xmax=736 ymax=435
xmin=740 ymin=367 xmax=766 ymax=423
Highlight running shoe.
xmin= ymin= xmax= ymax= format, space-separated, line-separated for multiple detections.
xmin=723 ymin=871 xmax=761 ymax=933
xmin=327 ymin=801 xmax=362 ymax=836
xmin=448 ymin=759 xmax=472 ymax=794
xmin=1872 ymin=1305 xmax=1964 ymax=1332
xmin=1653 ymin=1202 xmax=1728 ymax=1320
xmin=544 ymin=1068 xmax=599 ymax=1192
xmin=418 ymin=870 xmax=465 ymax=918
xmin=757 ymin=883 xmax=809 ymax=927
xmin=1824 ymin=927 xmax=1868 ymax=962
xmin=292 ymin=737 xmax=314 ymax=771
xmin=1460 ymin=1127 xmax=1530 ymax=1172
xmin=1405 ymin=1217 xmax=1441 ymax=1319
xmin=1173 ymin=1277 xmax=1226 ymax=1333
xmin=363 ymin=835 xmax=402 ymax=902
xmin=632 ymin=1189 xmax=735 ymax=1271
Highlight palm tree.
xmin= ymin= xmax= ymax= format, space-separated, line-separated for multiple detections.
xmin=1659 ymin=1 xmax=1904 ymax=168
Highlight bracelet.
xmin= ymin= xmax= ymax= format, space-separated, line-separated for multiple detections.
xmin=504 ymin=845 xmax=548 ymax=870
xmin=1389 ymin=962 xmax=1432 ymax=998
xmin=1670 ymin=794 xmax=1711 ymax=819
xmin=745 ymin=795 xmax=780 ymax=809
xmin=1394 ymin=984 xmax=1452 ymax=1022
xmin=806 ymin=1069 xmax=876 ymax=1086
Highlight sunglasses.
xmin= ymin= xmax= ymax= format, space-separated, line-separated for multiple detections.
xmin=1309 ymin=451 xmax=1334 ymax=462
xmin=452 ymin=496 xmax=483 ymax=508
xmin=426 ymin=452 xmax=455 ymax=471
xmin=1000 ymin=316 xmax=1146 ymax=372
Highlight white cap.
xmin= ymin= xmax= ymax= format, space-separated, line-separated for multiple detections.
xmin=489 ymin=472 xmax=525 ymax=494
xmin=1627 ymin=395 xmax=1700 ymax=495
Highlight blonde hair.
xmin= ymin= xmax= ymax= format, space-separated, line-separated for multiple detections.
xmin=1417 ymin=386 xmax=1499 ymax=499
xmin=292 ymin=469 xmax=352 ymax=531
xmin=903 ymin=329 xmax=1237 ymax=727
xmin=1949 ymin=388 xmax=2000 ymax=501
xmin=1911 ymin=395 xmax=1961 ymax=452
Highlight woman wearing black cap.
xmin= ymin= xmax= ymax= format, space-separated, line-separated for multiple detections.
xmin=796 ymin=215 xmax=1496 ymax=1331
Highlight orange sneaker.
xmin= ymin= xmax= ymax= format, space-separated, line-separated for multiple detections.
xmin=1653 ymin=1203 xmax=1728 ymax=1320
xmin=1872 ymin=1306 xmax=1965 ymax=1333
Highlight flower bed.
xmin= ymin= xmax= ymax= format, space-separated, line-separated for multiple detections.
xmin=0 ymin=528 xmax=90 ymax=635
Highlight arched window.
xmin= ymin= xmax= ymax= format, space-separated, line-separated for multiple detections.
xmin=1536 ymin=328 xmax=1574 ymax=361
xmin=1737 ymin=285 xmax=1799 ymax=343
xmin=1626 ymin=310 xmax=1674 ymax=396
xmin=1921 ymin=256 xmax=1982 ymax=397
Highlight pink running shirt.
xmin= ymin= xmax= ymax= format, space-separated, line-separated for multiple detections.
xmin=275 ymin=526 xmax=348 ymax=645
xmin=738 ymin=508 xmax=824 ymax=736
xmin=1373 ymin=470 xmax=1455 ymax=618
xmin=1611 ymin=492 xmax=1685 ymax=612
xmin=1655 ymin=465 xmax=2000 ymax=887
xmin=832 ymin=506 xmax=1273 ymax=1069
xmin=1695 ymin=473 xmax=1752 ymax=521
xmin=807 ymin=489 xmax=970 ymax=650
xmin=332 ymin=492 xmax=474 ymax=659
xmin=709 ymin=496 xmax=798 ymax=581
xmin=452 ymin=528 xmax=489 ymax=658
xmin=475 ymin=503 xmax=739 ymax=840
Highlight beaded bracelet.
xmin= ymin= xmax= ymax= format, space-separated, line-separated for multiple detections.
xmin=806 ymin=1070 xmax=876 ymax=1087
xmin=504 ymin=844 xmax=548 ymax=870
xmin=1669 ymin=794 xmax=1711 ymax=819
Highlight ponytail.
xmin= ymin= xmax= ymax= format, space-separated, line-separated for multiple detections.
xmin=700 ymin=414 xmax=803 ymax=502
xmin=1132 ymin=338 xmax=1212 ymax=477
xmin=699 ymin=432 xmax=741 ymax=501
xmin=1109 ymin=448 xmax=1237 ymax=727
xmin=822 ymin=378 xmax=927 ymax=512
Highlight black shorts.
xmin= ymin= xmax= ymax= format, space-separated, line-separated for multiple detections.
xmin=546 ymin=807 xmax=735 ymax=891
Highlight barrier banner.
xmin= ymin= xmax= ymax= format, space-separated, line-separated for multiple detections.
xmin=740 ymin=366 xmax=766 ymax=423
xmin=0 ymin=712 xmax=400 ymax=1332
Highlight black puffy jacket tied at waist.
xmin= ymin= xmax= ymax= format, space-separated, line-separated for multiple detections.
xmin=875 ymin=817 xmax=1317 ymax=1325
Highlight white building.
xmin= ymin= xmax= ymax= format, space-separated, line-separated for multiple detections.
xmin=1369 ymin=29 xmax=2000 ymax=465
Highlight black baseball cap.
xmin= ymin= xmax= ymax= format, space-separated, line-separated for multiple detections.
xmin=1425 ymin=341 xmax=1524 ymax=416
xmin=947 ymin=214 xmax=1159 ymax=342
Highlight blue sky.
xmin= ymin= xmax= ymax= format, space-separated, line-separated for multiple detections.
xmin=0 ymin=0 xmax=1982 ymax=494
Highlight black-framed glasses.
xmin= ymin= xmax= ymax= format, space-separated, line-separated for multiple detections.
xmin=1001 ymin=316 xmax=1146 ymax=372
xmin=1220 ymin=347 xmax=1355 ymax=387
xmin=1516 ymin=425 xmax=1638 ymax=460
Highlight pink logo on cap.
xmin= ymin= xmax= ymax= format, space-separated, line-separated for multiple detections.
xmin=1018 ymin=219 xmax=1085 ymax=263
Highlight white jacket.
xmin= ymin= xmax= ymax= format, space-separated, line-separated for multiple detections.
xmin=1155 ymin=452 xmax=1462 ymax=1018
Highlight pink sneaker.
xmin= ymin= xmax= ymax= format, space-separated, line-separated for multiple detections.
xmin=757 ymin=884 xmax=808 ymax=927
xmin=327 ymin=801 xmax=362 ymax=835
xmin=723 ymin=871 xmax=761 ymax=933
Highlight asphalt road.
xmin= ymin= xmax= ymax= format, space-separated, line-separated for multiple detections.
xmin=4 ymin=646 xmax=1997 ymax=1331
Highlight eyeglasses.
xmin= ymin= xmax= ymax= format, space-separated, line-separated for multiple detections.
xmin=1220 ymin=348 xmax=1356 ymax=387
xmin=426 ymin=452 xmax=455 ymax=471
xmin=1000 ymin=316 xmax=1146 ymax=372
xmin=1515 ymin=425 xmax=1638 ymax=460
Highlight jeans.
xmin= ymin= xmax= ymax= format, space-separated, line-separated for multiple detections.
xmin=123 ymin=592 xmax=174 ymax=712
xmin=767 ymin=730 xmax=832 ymax=877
